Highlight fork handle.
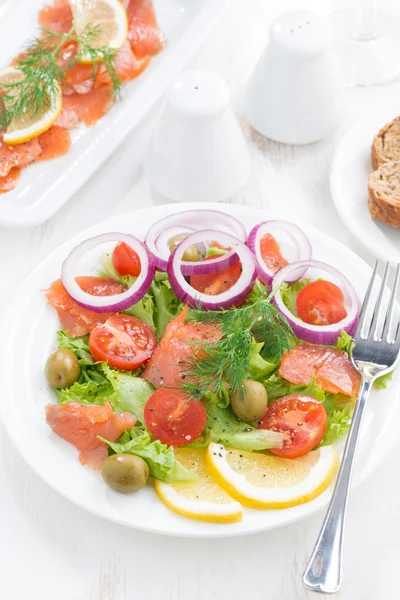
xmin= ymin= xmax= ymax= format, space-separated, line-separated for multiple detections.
xmin=302 ymin=378 xmax=372 ymax=594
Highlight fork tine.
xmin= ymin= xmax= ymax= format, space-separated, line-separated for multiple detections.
xmin=382 ymin=264 xmax=400 ymax=343
xmin=370 ymin=262 xmax=390 ymax=341
xmin=355 ymin=260 xmax=379 ymax=339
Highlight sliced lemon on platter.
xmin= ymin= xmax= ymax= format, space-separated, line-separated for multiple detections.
xmin=71 ymin=0 xmax=128 ymax=63
xmin=154 ymin=448 xmax=243 ymax=524
xmin=205 ymin=442 xmax=339 ymax=510
xmin=0 ymin=67 xmax=62 ymax=146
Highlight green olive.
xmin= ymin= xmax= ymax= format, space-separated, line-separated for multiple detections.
xmin=168 ymin=234 xmax=185 ymax=251
xmin=182 ymin=245 xmax=199 ymax=262
xmin=231 ymin=380 xmax=268 ymax=424
xmin=168 ymin=235 xmax=200 ymax=262
xmin=101 ymin=454 xmax=149 ymax=493
xmin=45 ymin=348 xmax=81 ymax=389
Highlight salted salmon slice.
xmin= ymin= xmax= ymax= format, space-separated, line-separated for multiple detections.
xmin=0 ymin=138 xmax=42 ymax=177
xmin=38 ymin=126 xmax=71 ymax=160
xmin=39 ymin=0 xmax=73 ymax=34
xmin=46 ymin=276 xmax=126 ymax=337
xmin=279 ymin=343 xmax=361 ymax=397
xmin=127 ymin=0 xmax=166 ymax=58
xmin=96 ymin=40 xmax=151 ymax=86
xmin=45 ymin=401 xmax=136 ymax=469
xmin=0 ymin=167 xmax=20 ymax=193
xmin=58 ymin=86 xmax=113 ymax=127
xmin=142 ymin=306 xmax=221 ymax=389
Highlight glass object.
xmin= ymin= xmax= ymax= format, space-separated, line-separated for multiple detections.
xmin=330 ymin=0 xmax=400 ymax=86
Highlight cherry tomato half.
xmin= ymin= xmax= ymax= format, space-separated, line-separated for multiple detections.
xmin=89 ymin=314 xmax=156 ymax=371
xmin=260 ymin=233 xmax=288 ymax=273
xmin=258 ymin=394 xmax=326 ymax=458
xmin=112 ymin=242 xmax=141 ymax=277
xmin=190 ymin=254 xmax=242 ymax=295
xmin=144 ymin=388 xmax=207 ymax=446
xmin=296 ymin=280 xmax=347 ymax=326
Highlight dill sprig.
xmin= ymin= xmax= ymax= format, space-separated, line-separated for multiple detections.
xmin=180 ymin=286 xmax=295 ymax=399
xmin=0 ymin=23 xmax=121 ymax=131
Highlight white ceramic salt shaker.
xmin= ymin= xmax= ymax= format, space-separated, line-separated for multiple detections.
xmin=244 ymin=10 xmax=348 ymax=145
xmin=144 ymin=70 xmax=252 ymax=203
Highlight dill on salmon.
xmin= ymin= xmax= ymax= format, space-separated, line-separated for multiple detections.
xmin=180 ymin=285 xmax=296 ymax=399
xmin=0 ymin=23 xmax=121 ymax=132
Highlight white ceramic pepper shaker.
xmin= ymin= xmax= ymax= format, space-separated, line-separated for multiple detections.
xmin=244 ymin=10 xmax=348 ymax=145
xmin=144 ymin=69 xmax=252 ymax=203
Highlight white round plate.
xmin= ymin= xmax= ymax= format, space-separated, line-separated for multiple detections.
xmin=1 ymin=203 xmax=399 ymax=538
xmin=330 ymin=102 xmax=400 ymax=263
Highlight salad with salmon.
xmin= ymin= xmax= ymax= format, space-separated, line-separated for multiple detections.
xmin=0 ymin=0 xmax=165 ymax=193
xmin=43 ymin=210 xmax=391 ymax=523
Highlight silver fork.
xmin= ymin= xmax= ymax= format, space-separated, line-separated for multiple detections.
xmin=303 ymin=260 xmax=400 ymax=594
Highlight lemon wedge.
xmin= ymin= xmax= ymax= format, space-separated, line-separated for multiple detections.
xmin=154 ymin=448 xmax=243 ymax=524
xmin=0 ymin=67 xmax=62 ymax=146
xmin=205 ymin=442 xmax=339 ymax=510
xmin=71 ymin=0 xmax=128 ymax=63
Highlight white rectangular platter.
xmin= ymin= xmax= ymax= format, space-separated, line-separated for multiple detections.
xmin=0 ymin=0 xmax=225 ymax=228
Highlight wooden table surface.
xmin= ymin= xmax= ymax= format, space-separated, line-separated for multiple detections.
xmin=1 ymin=0 xmax=400 ymax=598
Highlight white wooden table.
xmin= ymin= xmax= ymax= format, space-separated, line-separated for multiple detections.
xmin=1 ymin=1 xmax=399 ymax=598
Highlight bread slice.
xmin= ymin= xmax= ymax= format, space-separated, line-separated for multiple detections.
xmin=372 ymin=117 xmax=400 ymax=169
xmin=368 ymin=160 xmax=400 ymax=227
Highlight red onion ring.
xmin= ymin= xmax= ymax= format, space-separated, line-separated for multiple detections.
xmin=272 ymin=260 xmax=360 ymax=345
xmin=146 ymin=210 xmax=247 ymax=272
xmin=155 ymin=226 xmax=196 ymax=257
xmin=61 ymin=233 xmax=154 ymax=314
xmin=167 ymin=230 xmax=257 ymax=310
xmin=247 ymin=221 xmax=312 ymax=285
xmin=155 ymin=224 xmax=238 ymax=276
xmin=180 ymin=249 xmax=239 ymax=276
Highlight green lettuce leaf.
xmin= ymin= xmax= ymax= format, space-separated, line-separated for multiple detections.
xmin=207 ymin=246 xmax=228 ymax=257
xmin=56 ymin=331 xmax=111 ymax=391
xmin=280 ymin=279 xmax=311 ymax=316
xmin=123 ymin=293 xmax=156 ymax=331
xmin=99 ymin=430 xmax=196 ymax=483
xmin=55 ymin=335 xmax=154 ymax=419
xmin=57 ymin=331 xmax=94 ymax=365
xmin=150 ymin=272 xmax=183 ymax=339
xmin=56 ymin=379 xmax=113 ymax=405
xmin=336 ymin=330 xmax=354 ymax=354
xmin=249 ymin=340 xmax=276 ymax=381
xmin=101 ymin=363 xmax=154 ymax=423
xmin=320 ymin=404 xmax=353 ymax=446
xmin=263 ymin=373 xmax=325 ymax=403
xmin=374 ymin=371 xmax=393 ymax=390
xmin=210 ymin=429 xmax=287 ymax=451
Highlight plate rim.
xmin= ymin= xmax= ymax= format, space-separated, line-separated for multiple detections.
xmin=329 ymin=101 xmax=400 ymax=263
xmin=2 ymin=201 xmax=399 ymax=539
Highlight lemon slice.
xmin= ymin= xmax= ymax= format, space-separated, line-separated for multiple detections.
xmin=154 ymin=448 xmax=243 ymax=524
xmin=206 ymin=442 xmax=339 ymax=510
xmin=71 ymin=0 xmax=128 ymax=63
xmin=0 ymin=67 xmax=62 ymax=146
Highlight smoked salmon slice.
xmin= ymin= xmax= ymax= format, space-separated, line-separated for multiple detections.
xmin=279 ymin=343 xmax=361 ymax=397
xmin=45 ymin=276 xmax=126 ymax=337
xmin=58 ymin=86 xmax=113 ymax=127
xmin=0 ymin=167 xmax=20 ymax=193
xmin=45 ymin=401 xmax=136 ymax=469
xmin=39 ymin=0 xmax=73 ymax=34
xmin=142 ymin=306 xmax=222 ymax=389
xmin=0 ymin=138 xmax=42 ymax=177
xmin=38 ymin=126 xmax=71 ymax=160
xmin=127 ymin=0 xmax=165 ymax=58
xmin=95 ymin=40 xmax=151 ymax=86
